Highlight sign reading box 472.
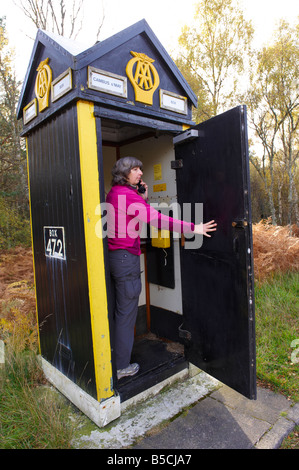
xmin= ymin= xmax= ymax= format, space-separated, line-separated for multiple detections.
xmin=44 ymin=226 xmax=66 ymax=260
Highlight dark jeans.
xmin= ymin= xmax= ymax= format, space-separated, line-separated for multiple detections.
xmin=108 ymin=250 xmax=142 ymax=370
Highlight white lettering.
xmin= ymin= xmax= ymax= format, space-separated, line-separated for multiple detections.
xmin=107 ymin=455 xmax=142 ymax=467
xmin=152 ymin=454 xmax=192 ymax=466
xmin=94 ymin=199 xmax=204 ymax=249
xmin=44 ymin=227 xmax=66 ymax=260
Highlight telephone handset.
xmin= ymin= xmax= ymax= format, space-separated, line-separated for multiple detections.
xmin=137 ymin=181 xmax=146 ymax=194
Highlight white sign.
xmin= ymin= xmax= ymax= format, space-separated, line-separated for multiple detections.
xmin=23 ymin=99 xmax=37 ymax=124
xmin=44 ymin=226 xmax=66 ymax=260
xmin=51 ymin=68 xmax=72 ymax=102
xmin=88 ymin=67 xmax=127 ymax=98
xmin=160 ymin=90 xmax=187 ymax=115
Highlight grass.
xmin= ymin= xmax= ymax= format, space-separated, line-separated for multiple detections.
xmin=0 ymin=347 xmax=75 ymax=449
xmin=254 ymin=271 xmax=299 ymax=402
xmin=280 ymin=425 xmax=299 ymax=449
xmin=1 ymin=270 xmax=298 ymax=448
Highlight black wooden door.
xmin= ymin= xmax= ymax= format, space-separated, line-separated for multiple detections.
xmin=175 ymin=106 xmax=256 ymax=399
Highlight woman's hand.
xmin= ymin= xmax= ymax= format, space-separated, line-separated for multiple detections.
xmin=193 ymin=220 xmax=217 ymax=237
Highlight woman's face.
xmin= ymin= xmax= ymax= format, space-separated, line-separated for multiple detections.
xmin=127 ymin=166 xmax=143 ymax=186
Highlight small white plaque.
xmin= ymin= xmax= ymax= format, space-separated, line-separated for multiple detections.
xmin=51 ymin=68 xmax=72 ymax=102
xmin=88 ymin=67 xmax=127 ymax=98
xmin=23 ymin=99 xmax=37 ymax=124
xmin=44 ymin=226 xmax=66 ymax=260
xmin=160 ymin=90 xmax=187 ymax=115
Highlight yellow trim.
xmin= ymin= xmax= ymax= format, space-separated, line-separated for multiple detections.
xmin=77 ymin=100 xmax=113 ymax=401
xmin=25 ymin=138 xmax=41 ymax=354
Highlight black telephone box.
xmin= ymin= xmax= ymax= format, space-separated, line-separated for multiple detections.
xmin=17 ymin=20 xmax=256 ymax=427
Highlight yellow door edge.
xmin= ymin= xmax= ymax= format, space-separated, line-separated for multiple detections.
xmin=77 ymin=100 xmax=113 ymax=401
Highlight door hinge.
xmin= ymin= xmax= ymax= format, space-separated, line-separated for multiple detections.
xmin=171 ymin=159 xmax=183 ymax=169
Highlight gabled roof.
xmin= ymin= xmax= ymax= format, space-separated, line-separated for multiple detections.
xmin=74 ymin=19 xmax=197 ymax=105
xmin=17 ymin=19 xmax=197 ymax=120
xmin=17 ymin=29 xmax=84 ymax=118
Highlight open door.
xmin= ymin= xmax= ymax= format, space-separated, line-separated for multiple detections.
xmin=174 ymin=106 xmax=256 ymax=399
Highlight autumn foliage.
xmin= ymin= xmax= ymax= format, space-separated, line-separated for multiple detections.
xmin=252 ymin=221 xmax=299 ymax=281
xmin=0 ymin=247 xmax=37 ymax=352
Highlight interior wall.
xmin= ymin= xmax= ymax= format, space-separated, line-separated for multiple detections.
xmin=102 ymin=146 xmax=117 ymax=197
xmin=102 ymin=134 xmax=183 ymax=316
xmin=102 ymin=144 xmax=147 ymax=307
xmin=120 ymin=135 xmax=183 ymax=316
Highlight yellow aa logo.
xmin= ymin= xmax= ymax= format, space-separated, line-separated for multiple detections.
xmin=35 ymin=58 xmax=52 ymax=112
xmin=126 ymin=51 xmax=160 ymax=105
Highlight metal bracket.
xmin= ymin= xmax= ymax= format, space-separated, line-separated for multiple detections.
xmin=171 ymin=159 xmax=183 ymax=169
xmin=173 ymin=129 xmax=199 ymax=146
xmin=232 ymin=220 xmax=248 ymax=228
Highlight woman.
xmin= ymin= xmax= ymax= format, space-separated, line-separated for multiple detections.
xmin=106 ymin=156 xmax=217 ymax=380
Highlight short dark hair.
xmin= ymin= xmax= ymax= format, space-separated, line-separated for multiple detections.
xmin=111 ymin=156 xmax=143 ymax=186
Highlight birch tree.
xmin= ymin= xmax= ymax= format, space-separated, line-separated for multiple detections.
xmin=246 ymin=20 xmax=299 ymax=225
xmin=175 ymin=0 xmax=253 ymax=122
xmin=0 ymin=18 xmax=25 ymax=211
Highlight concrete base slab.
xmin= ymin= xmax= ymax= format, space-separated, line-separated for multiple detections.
xmin=41 ymin=358 xmax=121 ymax=428
xmin=72 ymin=370 xmax=219 ymax=449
